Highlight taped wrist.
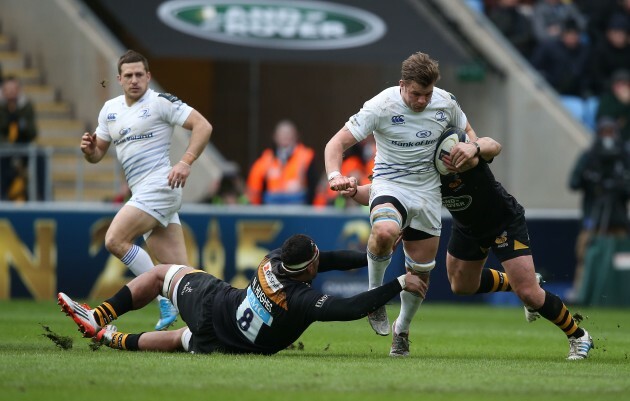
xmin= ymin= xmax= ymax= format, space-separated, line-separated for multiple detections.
xmin=397 ymin=274 xmax=407 ymax=290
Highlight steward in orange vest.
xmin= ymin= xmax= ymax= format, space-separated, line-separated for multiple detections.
xmin=247 ymin=120 xmax=318 ymax=205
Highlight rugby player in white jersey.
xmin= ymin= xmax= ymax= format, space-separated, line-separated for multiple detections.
xmin=79 ymin=50 xmax=213 ymax=330
xmin=325 ymin=52 xmax=477 ymax=356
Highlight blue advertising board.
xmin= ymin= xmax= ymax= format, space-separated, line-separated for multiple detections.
xmin=0 ymin=203 xmax=580 ymax=303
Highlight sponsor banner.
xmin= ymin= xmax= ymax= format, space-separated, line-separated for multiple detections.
xmin=0 ymin=204 xmax=578 ymax=301
xmin=90 ymin=0 xmax=471 ymax=63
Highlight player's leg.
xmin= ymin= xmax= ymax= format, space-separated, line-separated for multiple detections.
xmin=502 ymin=255 xmax=593 ymax=359
xmin=58 ymin=264 xmax=187 ymax=337
xmin=367 ymin=201 xmax=404 ymax=289
xmin=445 ymin=226 xmax=512 ymax=295
xmin=145 ymin=218 xmax=188 ymax=330
xmin=446 ymin=253 xmax=485 ymax=294
xmin=390 ymin=234 xmax=438 ymax=357
xmin=145 ymin=221 xmax=188 ymax=265
xmin=95 ymin=264 xmax=192 ymax=352
xmin=365 ymin=197 xmax=405 ymax=335
xmin=105 ymin=204 xmax=160 ymax=276
xmin=501 ymin=255 xmax=544 ymax=308
xmin=105 ymin=205 xmax=180 ymax=329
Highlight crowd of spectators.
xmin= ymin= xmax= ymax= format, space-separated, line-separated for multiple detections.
xmin=483 ymin=0 xmax=630 ymax=132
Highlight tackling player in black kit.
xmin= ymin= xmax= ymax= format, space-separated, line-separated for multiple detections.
xmin=57 ymin=234 xmax=425 ymax=355
xmin=344 ymin=127 xmax=594 ymax=360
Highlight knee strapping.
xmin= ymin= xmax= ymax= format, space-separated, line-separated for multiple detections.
xmin=367 ymin=247 xmax=392 ymax=262
xmin=162 ymin=264 xmax=186 ymax=298
xmin=404 ymin=251 xmax=436 ymax=273
xmin=370 ymin=207 xmax=402 ymax=227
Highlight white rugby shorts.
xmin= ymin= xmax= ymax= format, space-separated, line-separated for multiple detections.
xmin=127 ymin=176 xmax=182 ymax=228
xmin=369 ymin=179 xmax=442 ymax=237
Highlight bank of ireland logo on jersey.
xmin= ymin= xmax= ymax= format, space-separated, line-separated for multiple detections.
xmin=391 ymin=115 xmax=405 ymax=125
xmin=415 ymin=130 xmax=431 ymax=138
xmin=119 ymin=127 xmax=132 ymax=137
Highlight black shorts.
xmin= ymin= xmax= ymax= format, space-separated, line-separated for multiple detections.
xmin=447 ymin=213 xmax=532 ymax=262
xmin=176 ymin=271 xmax=231 ymax=354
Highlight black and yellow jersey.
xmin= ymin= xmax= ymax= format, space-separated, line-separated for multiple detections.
xmin=440 ymin=158 xmax=524 ymax=239
xmin=210 ymin=249 xmax=401 ymax=355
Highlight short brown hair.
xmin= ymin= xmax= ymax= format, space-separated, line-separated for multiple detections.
xmin=401 ymin=52 xmax=440 ymax=87
xmin=117 ymin=50 xmax=149 ymax=74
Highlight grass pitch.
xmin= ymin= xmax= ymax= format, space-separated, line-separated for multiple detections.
xmin=0 ymin=300 xmax=628 ymax=401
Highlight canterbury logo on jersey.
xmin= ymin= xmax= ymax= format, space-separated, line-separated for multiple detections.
xmin=391 ymin=115 xmax=405 ymax=124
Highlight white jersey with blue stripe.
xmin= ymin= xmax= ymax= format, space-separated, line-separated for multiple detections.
xmin=95 ymin=88 xmax=193 ymax=189
xmin=346 ymin=86 xmax=468 ymax=188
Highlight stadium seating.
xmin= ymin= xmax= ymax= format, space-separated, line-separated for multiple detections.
xmin=0 ymin=31 xmax=121 ymax=201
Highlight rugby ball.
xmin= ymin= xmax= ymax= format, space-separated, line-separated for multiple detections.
xmin=434 ymin=127 xmax=469 ymax=175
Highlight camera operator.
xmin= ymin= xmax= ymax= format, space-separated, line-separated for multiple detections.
xmin=567 ymin=117 xmax=630 ymax=301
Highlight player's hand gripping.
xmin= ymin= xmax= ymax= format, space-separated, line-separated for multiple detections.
xmin=329 ymin=174 xmax=353 ymax=192
xmin=80 ymin=132 xmax=97 ymax=157
xmin=448 ymin=142 xmax=478 ymax=170
xmin=402 ymin=271 xmax=428 ymax=298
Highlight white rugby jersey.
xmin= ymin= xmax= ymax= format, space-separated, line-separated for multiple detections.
xmin=346 ymin=86 xmax=468 ymax=188
xmin=95 ymin=88 xmax=193 ymax=189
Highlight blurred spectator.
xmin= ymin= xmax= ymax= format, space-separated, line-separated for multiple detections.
xmin=246 ymin=119 xmax=318 ymax=205
xmin=596 ymin=69 xmax=630 ymax=142
xmin=361 ymin=135 xmax=377 ymax=184
xmin=589 ymin=14 xmax=630 ymax=95
xmin=574 ymin=0 xmax=620 ymax=44
xmin=487 ymin=0 xmax=537 ymax=58
xmin=202 ymin=171 xmax=248 ymax=205
xmin=567 ymin=117 xmax=630 ymax=301
xmin=616 ymin=0 xmax=630 ymax=23
xmin=531 ymin=0 xmax=587 ymax=43
xmin=531 ymin=19 xmax=597 ymax=129
xmin=0 ymin=76 xmax=38 ymax=201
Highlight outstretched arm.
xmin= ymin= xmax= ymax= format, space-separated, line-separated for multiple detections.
xmin=317 ymin=250 xmax=367 ymax=273
xmin=314 ymin=273 xmax=426 ymax=322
